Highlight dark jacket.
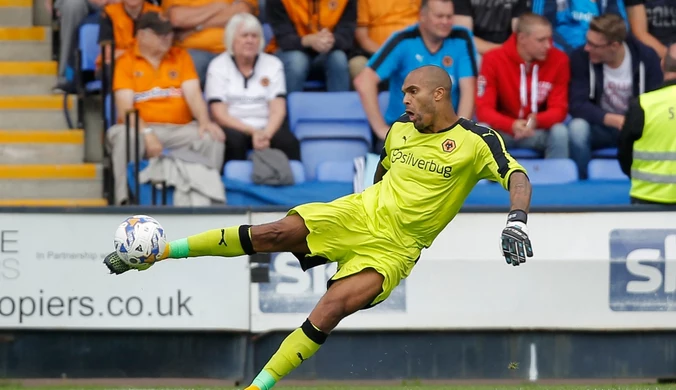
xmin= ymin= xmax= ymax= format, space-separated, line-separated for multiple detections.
xmin=568 ymin=34 xmax=663 ymax=126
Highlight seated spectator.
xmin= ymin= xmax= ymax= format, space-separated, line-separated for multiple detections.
xmin=354 ymin=0 xmax=477 ymax=152
xmin=266 ymin=0 xmax=356 ymax=92
xmin=348 ymin=0 xmax=420 ymax=80
xmin=453 ymin=0 xmax=529 ymax=61
xmin=475 ymin=13 xmax=570 ymax=159
xmin=106 ymin=12 xmax=225 ymax=205
xmin=162 ymin=0 xmax=258 ymax=84
xmin=206 ymin=13 xmax=300 ymax=162
xmin=625 ymin=0 xmax=676 ymax=58
xmin=96 ymin=0 xmax=162 ymax=71
xmin=49 ymin=0 xmax=112 ymax=92
xmin=568 ymin=13 xmax=663 ymax=179
xmin=533 ymin=0 xmax=627 ymax=54
xmin=618 ymin=42 xmax=676 ymax=204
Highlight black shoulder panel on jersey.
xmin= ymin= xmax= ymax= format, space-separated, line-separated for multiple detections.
xmin=370 ymin=28 xmax=421 ymax=72
xmin=462 ymin=119 xmax=510 ymax=178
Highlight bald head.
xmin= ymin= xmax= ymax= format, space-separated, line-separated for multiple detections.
xmin=664 ymin=43 xmax=676 ymax=74
xmin=411 ymin=65 xmax=453 ymax=100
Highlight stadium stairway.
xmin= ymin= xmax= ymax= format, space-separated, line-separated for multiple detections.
xmin=0 ymin=0 xmax=105 ymax=207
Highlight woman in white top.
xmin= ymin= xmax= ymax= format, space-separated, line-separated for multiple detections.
xmin=206 ymin=12 xmax=300 ymax=162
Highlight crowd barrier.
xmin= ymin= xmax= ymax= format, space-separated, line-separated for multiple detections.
xmin=1 ymin=206 xmax=674 ymax=333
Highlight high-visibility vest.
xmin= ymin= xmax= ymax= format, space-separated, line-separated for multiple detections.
xmin=630 ymin=84 xmax=676 ymax=203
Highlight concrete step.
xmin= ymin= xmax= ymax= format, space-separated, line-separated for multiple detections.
xmin=0 ymin=61 xmax=57 ymax=95
xmin=0 ymin=26 xmax=51 ymax=61
xmin=0 ymin=0 xmax=33 ymax=26
xmin=0 ymin=164 xmax=103 ymax=199
xmin=0 ymin=198 xmax=108 ymax=207
xmin=0 ymin=95 xmax=77 ymax=129
xmin=0 ymin=130 xmax=84 ymax=164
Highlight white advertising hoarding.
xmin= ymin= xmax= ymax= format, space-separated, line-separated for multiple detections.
xmin=250 ymin=211 xmax=676 ymax=332
xmin=0 ymin=213 xmax=250 ymax=330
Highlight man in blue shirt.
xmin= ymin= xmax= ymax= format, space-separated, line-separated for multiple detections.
xmin=354 ymin=0 xmax=478 ymax=152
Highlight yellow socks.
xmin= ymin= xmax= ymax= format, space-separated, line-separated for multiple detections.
xmin=250 ymin=319 xmax=328 ymax=390
xmin=157 ymin=225 xmax=255 ymax=261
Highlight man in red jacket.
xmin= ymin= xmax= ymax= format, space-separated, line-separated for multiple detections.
xmin=476 ymin=13 xmax=570 ymax=160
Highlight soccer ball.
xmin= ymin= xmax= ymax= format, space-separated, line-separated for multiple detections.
xmin=114 ymin=215 xmax=167 ymax=267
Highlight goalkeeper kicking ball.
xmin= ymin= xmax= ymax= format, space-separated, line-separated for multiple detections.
xmin=113 ymin=215 xmax=167 ymax=269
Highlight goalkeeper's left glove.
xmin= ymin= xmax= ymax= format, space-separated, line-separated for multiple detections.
xmin=500 ymin=209 xmax=533 ymax=266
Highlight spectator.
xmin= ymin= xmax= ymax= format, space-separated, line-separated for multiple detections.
xmin=533 ymin=0 xmax=627 ymax=54
xmin=96 ymin=0 xmax=162 ymax=70
xmin=106 ymin=12 xmax=225 ymax=205
xmin=475 ymin=13 xmax=570 ymax=159
xmin=49 ymin=0 xmax=113 ymax=93
xmin=568 ymin=14 xmax=662 ymax=179
xmin=348 ymin=0 xmax=421 ymax=80
xmin=266 ymin=0 xmax=356 ymax=92
xmin=354 ymin=0 xmax=478 ymax=152
xmin=625 ymin=0 xmax=676 ymax=58
xmin=453 ymin=0 xmax=529 ymax=60
xmin=618 ymin=42 xmax=676 ymax=204
xmin=162 ymin=0 xmax=258 ymax=84
xmin=206 ymin=13 xmax=300 ymax=162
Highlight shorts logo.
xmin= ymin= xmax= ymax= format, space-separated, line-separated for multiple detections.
xmin=260 ymin=77 xmax=270 ymax=87
xmin=442 ymin=139 xmax=456 ymax=153
xmin=442 ymin=56 xmax=453 ymax=67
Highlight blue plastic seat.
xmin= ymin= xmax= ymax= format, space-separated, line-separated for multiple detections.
xmin=262 ymin=23 xmax=273 ymax=45
xmin=127 ymin=160 xmax=175 ymax=205
xmin=288 ymin=92 xmax=372 ymax=179
xmin=78 ymin=22 xmax=101 ymax=92
xmin=223 ymin=160 xmax=306 ymax=184
xmin=519 ymin=158 xmax=579 ymax=184
xmin=592 ymin=147 xmax=618 ymax=158
xmin=378 ymin=91 xmax=390 ymax=117
xmin=316 ymin=160 xmax=354 ymax=183
xmin=509 ymin=148 xmax=542 ymax=159
xmin=588 ymin=159 xmax=627 ymax=181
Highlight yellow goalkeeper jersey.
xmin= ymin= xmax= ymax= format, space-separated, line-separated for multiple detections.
xmin=360 ymin=115 xmax=526 ymax=249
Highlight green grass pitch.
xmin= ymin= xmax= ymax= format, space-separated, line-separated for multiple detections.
xmin=5 ymin=385 xmax=676 ymax=390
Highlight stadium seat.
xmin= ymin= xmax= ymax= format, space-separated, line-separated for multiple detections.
xmin=592 ymin=147 xmax=618 ymax=158
xmin=262 ymin=23 xmax=273 ymax=45
xmin=104 ymin=93 xmax=115 ymax=130
xmin=78 ymin=22 xmax=101 ymax=92
xmin=127 ymin=160 xmax=175 ymax=205
xmin=518 ymin=158 xmax=579 ymax=184
xmin=509 ymin=148 xmax=542 ymax=159
xmin=316 ymin=160 xmax=354 ymax=183
xmin=223 ymin=160 xmax=306 ymax=184
xmin=378 ymin=91 xmax=389 ymax=117
xmin=288 ymin=92 xmax=372 ymax=179
xmin=588 ymin=159 xmax=627 ymax=181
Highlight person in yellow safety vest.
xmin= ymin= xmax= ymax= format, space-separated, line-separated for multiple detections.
xmin=618 ymin=42 xmax=676 ymax=205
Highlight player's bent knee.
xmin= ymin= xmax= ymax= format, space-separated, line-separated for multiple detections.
xmin=250 ymin=215 xmax=309 ymax=253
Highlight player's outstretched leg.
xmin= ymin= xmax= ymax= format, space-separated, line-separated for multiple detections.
xmin=159 ymin=214 xmax=311 ymax=260
xmin=104 ymin=214 xmax=311 ymax=274
xmin=245 ymin=269 xmax=384 ymax=390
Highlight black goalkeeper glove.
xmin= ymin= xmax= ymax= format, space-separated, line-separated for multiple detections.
xmin=500 ymin=210 xmax=533 ymax=266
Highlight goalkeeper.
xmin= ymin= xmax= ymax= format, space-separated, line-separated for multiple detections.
xmin=105 ymin=65 xmax=534 ymax=390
